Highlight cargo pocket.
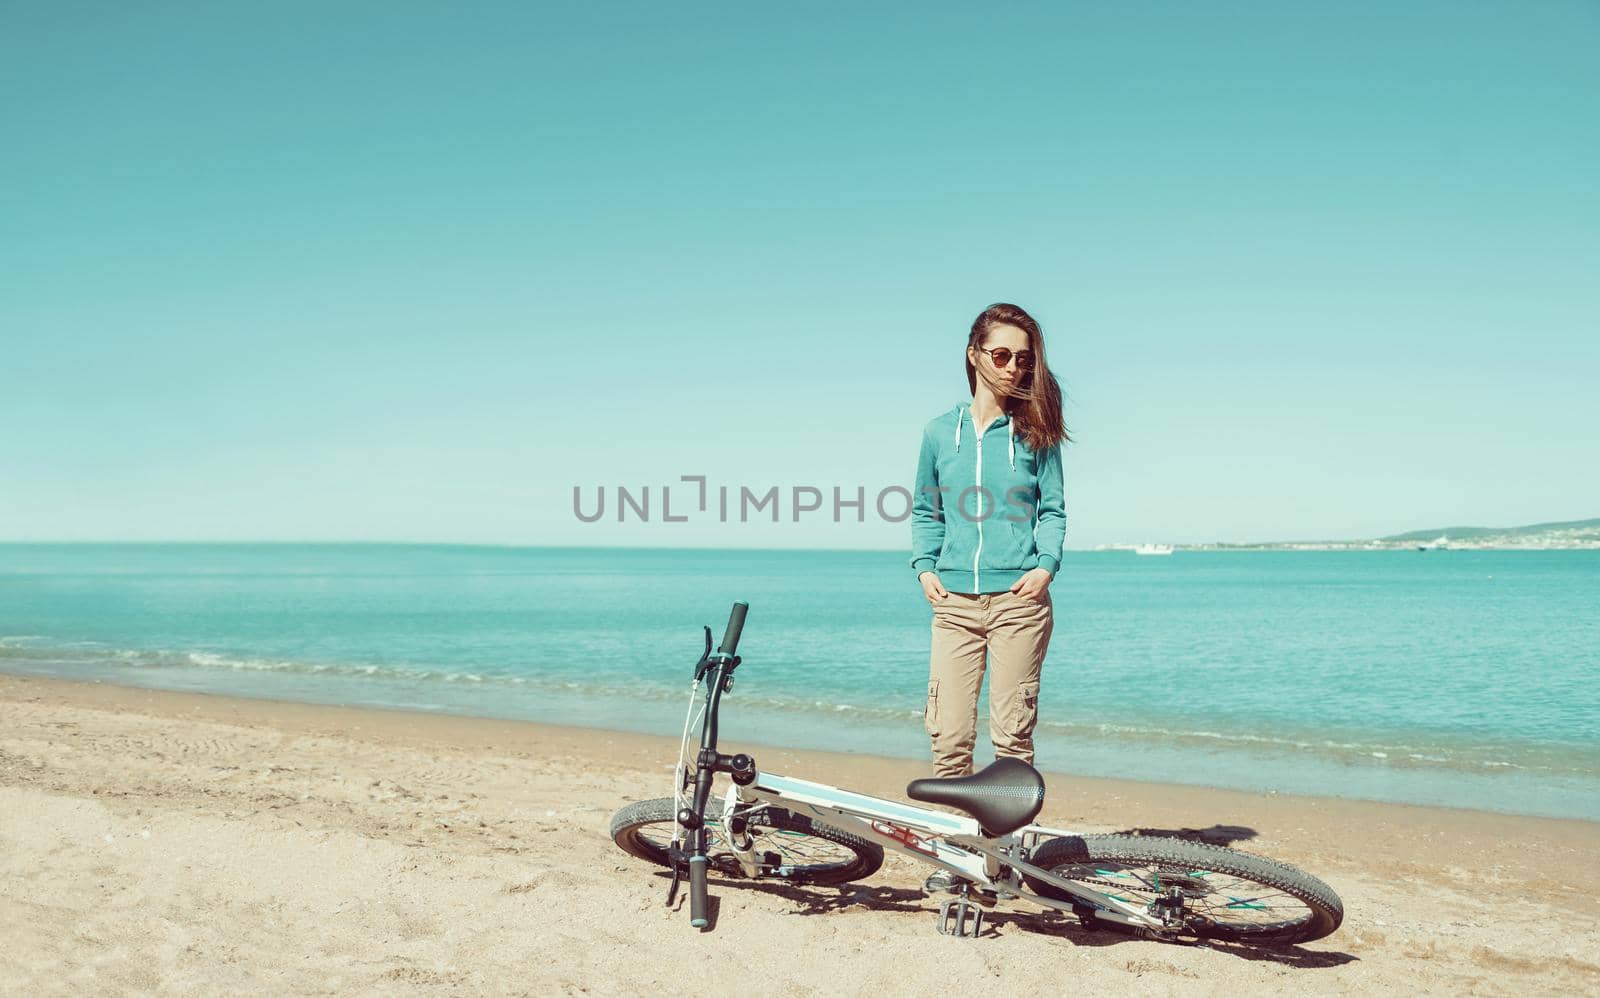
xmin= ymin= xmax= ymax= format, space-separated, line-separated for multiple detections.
xmin=1013 ymin=680 xmax=1040 ymax=740
xmin=923 ymin=679 xmax=941 ymax=737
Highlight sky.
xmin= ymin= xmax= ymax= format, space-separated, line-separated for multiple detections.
xmin=2 ymin=1 xmax=1596 ymax=549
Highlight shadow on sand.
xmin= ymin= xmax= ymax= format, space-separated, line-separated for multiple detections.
xmin=649 ymin=871 xmax=1358 ymax=967
xmin=1107 ymin=824 xmax=1260 ymax=846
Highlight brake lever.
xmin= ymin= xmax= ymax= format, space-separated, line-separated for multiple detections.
xmin=666 ymin=847 xmax=685 ymax=907
xmin=693 ymin=625 xmax=713 ymax=681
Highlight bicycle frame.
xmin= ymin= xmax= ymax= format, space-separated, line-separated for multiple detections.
xmin=673 ymin=603 xmax=1160 ymax=934
xmin=721 ymin=771 xmax=1159 ymax=931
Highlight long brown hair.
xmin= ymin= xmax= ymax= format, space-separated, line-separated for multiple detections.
xmin=965 ymin=303 xmax=1069 ymax=452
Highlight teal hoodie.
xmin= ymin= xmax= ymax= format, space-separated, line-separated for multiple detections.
xmin=910 ymin=402 xmax=1066 ymax=594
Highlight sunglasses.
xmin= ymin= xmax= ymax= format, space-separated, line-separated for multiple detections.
xmin=976 ymin=346 xmax=1035 ymax=371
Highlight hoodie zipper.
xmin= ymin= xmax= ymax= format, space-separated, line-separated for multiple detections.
xmin=972 ymin=407 xmax=983 ymax=592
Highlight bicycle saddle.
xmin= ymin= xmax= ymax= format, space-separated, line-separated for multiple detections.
xmin=906 ymin=757 xmax=1046 ymax=837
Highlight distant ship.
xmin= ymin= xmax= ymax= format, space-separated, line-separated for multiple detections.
xmin=1416 ymin=535 xmax=1451 ymax=552
xmin=1134 ymin=544 xmax=1175 ymax=556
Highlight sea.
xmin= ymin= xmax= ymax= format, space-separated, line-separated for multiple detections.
xmin=2 ymin=544 xmax=1596 ymax=820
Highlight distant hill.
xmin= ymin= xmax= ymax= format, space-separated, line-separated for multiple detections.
xmin=1380 ymin=518 xmax=1600 ymax=542
xmin=1125 ymin=517 xmax=1600 ymax=551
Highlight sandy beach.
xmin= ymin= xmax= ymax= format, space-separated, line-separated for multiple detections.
xmin=2 ymin=673 xmax=1597 ymax=996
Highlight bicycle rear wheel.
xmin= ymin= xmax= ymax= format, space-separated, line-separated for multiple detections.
xmin=610 ymin=797 xmax=883 ymax=887
xmin=1024 ymin=834 xmax=1343 ymax=944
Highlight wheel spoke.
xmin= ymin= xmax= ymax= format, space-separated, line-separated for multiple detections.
xmin=757 ymin=830 xmax=854 ymax=868
xmin=1049 ymin=860 xmax=1315 ymax=931
xmin=1018 ymin=833 xmax=1340 ymax=944
xmin=612 ymin=800 xmax=883 ymax=889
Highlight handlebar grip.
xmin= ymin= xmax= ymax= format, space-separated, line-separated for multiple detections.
xmin=716 ymin=601 xmax=748 ymax=657
xmin=688 ymin=855 xmax=709 ymax=928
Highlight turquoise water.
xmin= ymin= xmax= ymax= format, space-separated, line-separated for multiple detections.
xmin=2 ymin=544 xmax=1596 ymax=819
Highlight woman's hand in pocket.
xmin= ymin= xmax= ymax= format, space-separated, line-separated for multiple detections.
xmin=919 ymin=571 xmax=950 ymax=606
xmin=1009 ymin=567 xmax=1053 ymax=602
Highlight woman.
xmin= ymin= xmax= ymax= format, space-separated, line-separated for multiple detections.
xmin=910 ymin=302 xmax=1068 ymax=780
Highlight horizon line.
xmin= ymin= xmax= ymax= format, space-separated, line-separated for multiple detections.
xmin=1 ymin=536 xmax=1593 ymax=553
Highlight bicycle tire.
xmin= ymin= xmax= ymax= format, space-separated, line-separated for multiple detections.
xmin=1024 ymin=834 xmax=1343 ymax=944
xmin=610 ymin=797 xmax=884 ymax=887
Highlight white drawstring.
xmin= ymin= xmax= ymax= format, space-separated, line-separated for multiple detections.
xmin=1007 ymin=420 xmax=1015 ymax=470
xmin=953 ymin=405 xmax=964 ymax=451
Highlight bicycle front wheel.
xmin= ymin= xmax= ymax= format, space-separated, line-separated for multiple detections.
xmin=609 ymin=797 xmax=883 ymax=886
xmin=1024 ymin=834 xmax=1343 ymax=944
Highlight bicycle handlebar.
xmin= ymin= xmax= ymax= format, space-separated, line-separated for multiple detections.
xmin=717 ymin=601 xmax=748 ymax=657
xmin=683 ymin=600 xmax=749 ymax=931
xmin=688 ymin=856 xmax=709 ymax=928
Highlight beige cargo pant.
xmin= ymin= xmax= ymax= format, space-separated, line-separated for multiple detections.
xmin=925 ymin=590 xmax=1053 ymax=778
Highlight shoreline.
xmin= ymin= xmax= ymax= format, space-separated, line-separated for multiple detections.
xmin=7 ymin=671 xmax=1598 ymax=831
xmin=5 ymin=672 xmax=1599 ymax=993
xmin=3 ymin=661 xmax=1593 ymax=823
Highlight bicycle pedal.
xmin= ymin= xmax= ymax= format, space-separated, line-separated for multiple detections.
xmin=937 ymin=896 xmax=985 ymax=938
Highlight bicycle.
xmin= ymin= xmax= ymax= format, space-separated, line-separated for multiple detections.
xmin=610 ymin=602 xmax=1344 ymax=943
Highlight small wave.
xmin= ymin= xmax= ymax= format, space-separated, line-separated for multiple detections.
xmin=3 ymin=636 xmax=1591 ymax=778
xmin=0 ymin=638 xmax=506 ymax=689
xmin=1043 ymin=719 xmax=1504 ymax=767
xmin=1019 ymin=717 xmax=1572 ymax=775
